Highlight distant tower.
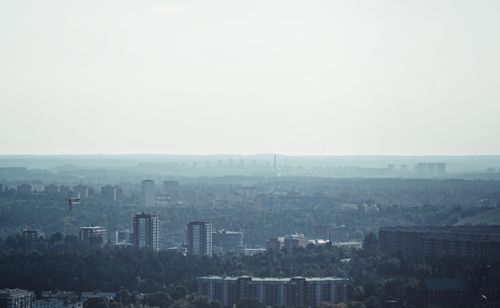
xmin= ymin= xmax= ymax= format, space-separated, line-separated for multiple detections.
xmin=133 ymin=212 xmax=160 ymax=251
xmin=65 ymin=197 xmax=80 ymax=236
xmin=101 ymin=185 xmax=117 ymax=203
xmin=187 ymin=221 xmax=213 ymax=256
xmin=273 ymin=155 xmax=277 ymax=176
xmin=141 ymin=180 xmax=155 ymax=207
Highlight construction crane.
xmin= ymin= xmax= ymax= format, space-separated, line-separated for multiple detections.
xmin=65 ymin=197 xmax=81 ymax=236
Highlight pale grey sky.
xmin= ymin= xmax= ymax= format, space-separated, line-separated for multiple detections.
xmin=1 ymin=0 xmax=499 ymax=155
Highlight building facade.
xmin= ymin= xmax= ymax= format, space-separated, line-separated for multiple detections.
xmin=213 ymin=230 xmax=244 ymax=253
xmin=379 ymin=226 xmax=500 ymax=258
xmin=0 ymin=289 xmax=35 ymax=308
xmin=72 ymin=185 xmax=89 ymax=199
xmin=79 ymin=226 xmax=107 ymax=244
xmin=284 ymin=234 xmax=308 ymax=250
xmin=266 ymin=237 xmax=284 ymax=251
xmin=187 ymin=221 xmax=213 ymax=256
xmin=16 ymin=184 xmax=32 ymax=193
xmin=101 ymin=185 xmax=117 ymax=203
xmin=141 ymin=180 xmax=155 ymax=207
xmin=133 ymin=213 xmax=160 ymax=251
xmin=22 ymin=229 xmax=43 ymax=239
xmin=314 ymin=225 xmax=350 ymax=242
xmin=44 ymin=184 xmax=59 ymax=194
xmin=197 ymin=276 xmax=348 ymax=307
xmin=115 ymin=229 xmax=133 ymax=245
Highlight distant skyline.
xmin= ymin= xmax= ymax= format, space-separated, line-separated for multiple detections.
xmin=1 ymin=0 xmax=499 ymax=155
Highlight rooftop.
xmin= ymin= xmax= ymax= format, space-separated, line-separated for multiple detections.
xmin=197 ymin=276 xmax=348 ymax=282
xmin=424 ymin=279 xmax=467 ymax=290
xmin=380 ymin=225 xmax=500 ymax=235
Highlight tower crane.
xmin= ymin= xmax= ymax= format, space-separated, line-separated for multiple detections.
xmin=65 ymin=197 xmax=81 ymax=236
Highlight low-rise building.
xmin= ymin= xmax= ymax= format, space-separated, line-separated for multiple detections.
xmin=266 ymin=237 xmax=284 ymax=251
xmin=115 ymin=229 xmax=132 ymax=246
xmin=419 ymin=279 xmax=470 ymax=308
xmin=213 ymin=230 xmax=244 ymax=253
xmin=197 ymin=276 xmax=348 ymax=307
xmin=44 ymin=184 xmax=59 ymax=194
xmin=284 ymin=234 xmax=308 ymax=250
xmin=379 ymin=226 xmax=500 ymax=258
xmin=80 ymin=293 xmax=114 ymax=302
xmin=22 ymin=229 xmax=43 ymax=239
xmin=79 ymin=226 xmax=107 ymax=245
xmin=33 ymin=298 xmax=64 ymax=308
xmin=16 ymin=184 xmax=32 ymax=193
xmin=0 ymin=289 xmax=35 ymax=308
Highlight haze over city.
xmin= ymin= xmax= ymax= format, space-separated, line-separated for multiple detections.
xmin=2 ymin=1 xmax=500 ymax=308
xmin=1 ymin=0 xmax=500 ymax=155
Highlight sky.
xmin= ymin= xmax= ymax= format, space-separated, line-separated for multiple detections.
xmin=1 ymin=0 xmax=499 ymax=155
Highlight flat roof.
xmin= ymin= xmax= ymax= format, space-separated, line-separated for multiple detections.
xmin=380 ymin=225 xmax=500 ymax=235
xmin=197 ymin=276 xmax=348 ymax=282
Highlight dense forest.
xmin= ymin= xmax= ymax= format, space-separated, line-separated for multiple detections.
xmin=1 ymin=234 xmax=498 ymax=308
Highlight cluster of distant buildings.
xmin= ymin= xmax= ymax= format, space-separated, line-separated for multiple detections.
xmin=140 ymin=179 xmax=179 ymax=208
xmin=387 ymin=162 xmax=447 ymax=176
xmin=16 ymin=179 xmax=362 ymax=255
xmin=265 ymin=225 xmax=362 ymax=252
xmin=76 ymin=215 xmax=243 ymax=257
xmin=0 ymin=289 xmax=115 ymax=308
xmin=3 ymin=183 xmax=122 ymax=204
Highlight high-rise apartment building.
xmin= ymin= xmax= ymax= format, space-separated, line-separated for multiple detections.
xmin=187 ymin=221 xmax=212 ymax=256
xmin=101 ymin=185 xmax=117 ymax=202
xmin=141 ymin=180 xmax=155 ymax=207
xmin=73 ymin=184 xmax=89 ymax=199
xmin=133 ymin=212 xmax=160 ymax=251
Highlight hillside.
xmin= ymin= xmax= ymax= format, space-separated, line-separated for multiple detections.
xmin=456 ymin=208 xmax=500 ymax=226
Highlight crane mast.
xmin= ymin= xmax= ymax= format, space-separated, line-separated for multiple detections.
xmin=65 ymin=197 xmax=81 ymax=236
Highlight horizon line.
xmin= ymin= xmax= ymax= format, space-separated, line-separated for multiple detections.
xmin=1 ymin=153 xmax=500 ymax=157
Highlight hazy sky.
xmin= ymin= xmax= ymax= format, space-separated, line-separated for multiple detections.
xmin=1 ymin=0 xmax=499 ymax=155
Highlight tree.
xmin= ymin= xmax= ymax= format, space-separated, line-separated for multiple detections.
xmin=83 ymin=298 xmax=109 ymax=308
xmin=237 ymin=297 xmax=263 ymax=308
xmin=115 ymin=289 xmax=131 ymax=306
xmin=143 ymin=292 xmax=172 ymax=308
xmin=362 ymin=233 xmax=378 ymax=254
xmin=172 ymin=286 xmax=188 ymax=300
